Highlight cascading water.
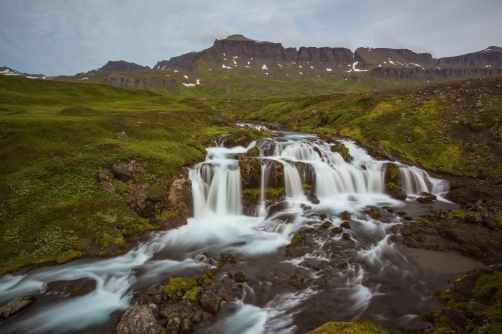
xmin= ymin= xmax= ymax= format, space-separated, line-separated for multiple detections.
xmin=0 ymin=129 xmax=471 ymax=334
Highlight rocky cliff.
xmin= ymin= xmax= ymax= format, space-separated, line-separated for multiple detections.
xmin=373 ymin=67 xmax=502 ymax=80
xmin=103 ymin=75 xmax=178 ymax=93
xmin=98 ymin=60 xmax=150 ymax=72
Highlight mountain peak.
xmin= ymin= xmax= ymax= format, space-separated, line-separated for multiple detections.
xmin=225 ymin=34 xmax=255 ymax=41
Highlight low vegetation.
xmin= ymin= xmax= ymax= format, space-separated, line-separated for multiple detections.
xmin=0 ymin=76 xmax=233 ymax=274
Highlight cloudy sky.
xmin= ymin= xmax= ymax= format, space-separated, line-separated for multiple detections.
xmin=1 ymin=0 xmax=500 ymax=76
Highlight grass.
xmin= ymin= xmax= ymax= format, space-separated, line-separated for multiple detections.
xmin=0 ymin=75 xmax=233 ymax=274
xmin=307 ymin=319 xmax=388 ymax=334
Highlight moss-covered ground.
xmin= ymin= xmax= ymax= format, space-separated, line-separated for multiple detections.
xmin=0 ymin=76 xmax=234 ymax=274
xmin=307 ymin=319 xmax=388 ymax=334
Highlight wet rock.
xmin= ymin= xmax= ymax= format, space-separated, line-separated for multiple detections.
xmin=404 ymin=216 xmax=413 ymax=221
xmin=339 ymin=211 xmax=351 ymax=220
xmin=364 ymin=206 xmax=381 ymax=220
xmin=0 ymin=295 xmax=36 ymax=318
xmin=239 ymin=156 xmax=261 ymax=189
xmin=131 ymin=292 xmax=152 ymax=306
xmin=340 ymin=221 xmax=351 ymax=229
xmin=117 ymin=304 xmax=165 ymax=334
xmin=117 ymin=132 xmax=128 ymax=141
xmin=342 ymin=232 xmax=351 ymax=240
xmin=146 ymin=283 xmax=164 ymax=295
xmin=43 ymin=277 xmax=97 ymax=297
xmin=200 ymin=293 xmax=222 ymax=315
xmin=331 ymin=227 xmax=343 ymax=234
xmin=319 ymin=213 xmax=328 ymax=220
xmin=222 ymin=292 xmax=235 ymax=302
xmin=417 ymin=192 xmax=437 ymax=204
xmin=388 ymin=186 xmax=407 ymax=200
xmin=192 ymin=310 xmax=203 ymax=323
xmin=321 ymin=221 xmax=332 ymax=228
xmin=397 ymin=211 xmax=407 ymax=217
xmin=306 ymin=190 xmax=320 ymax=204
xmin=234 ymin=271 xmax=246 ymax=283
xmin=288 ymin=274 xmax=310 ymax=290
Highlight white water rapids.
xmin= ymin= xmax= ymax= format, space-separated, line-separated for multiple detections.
xmin=0 ymin=131 xmax=465 ymax=334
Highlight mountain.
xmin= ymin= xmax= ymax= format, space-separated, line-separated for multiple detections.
xmin=56 ymin=35 xmax=502 ymax=98
xmin=0 ymin=66 xmax=47 ymax=79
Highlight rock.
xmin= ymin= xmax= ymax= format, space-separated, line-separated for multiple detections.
xmin=339 ymin=211 xmax=351 ymax=220
xmin=288 ymin=274 xmax=310 ymax=290
xmin=234 ymin=271 xmax=246 ymax=283
xmin=192 ymin=310 xmax=203 ymax=323
xmin=43 ymin=277 xmax=97 ymax=297
xmin=466 ymin=214 xmax=482 ymax=224
xmin=364 ymin=206 xmax=381 ymax=220
xmin=417 ymin=192 xmax=437 ymax=204
xmin=117 ymin=304 xmax=165 ymax=334
xmin=342 ymin=232 xmax=351 ymax=240
xmin=200 ymin=293 xmax=222 ymax=315
xmin=179 ymin=313 xmax=193 ymax=333
xmin=319 ymin=213 xmax=328 ymax=220
xmin=388 ymin=186 xmax=407 ymax=200
xmin=306 ymin=190 xmax=320 ymax=204
xmin=165 ymin=317 xmax=181 ymax=334
xmin=131 ymin=292 xmax=152 ymax=306
xmin=146 ymin=283 xmax=164 ymax=295
xmin=404 ymin=216 xmax=413 ymax=221
xmin=221 ymin=292 xmax=235 ymax=302
xmin=0 ymin=295 xmax=36 ymax=318
xmin=482 ymin=214 xmax=496 ymax=229
xmin=100 ymin=181 xmax=115 ymax=193
xmin=321 ymin=221 xmax=332 ymax=228
xmin=331 ymin=227 xmax=343 ymax=234
xmin=340 ymin=221 xmax=351 ymax=229
xmin=117 ymin=132 xmax=128 ymax=141
xmin=98 ymin=169 xmax=110 ymax=182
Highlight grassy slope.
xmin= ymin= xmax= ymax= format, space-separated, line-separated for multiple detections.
xmin=55 ymin=65 xmax=423 ymax=99
xmin=214 ymin=76 xmax=502 ymax=178
xmin=0 ymin=76 xmax=232 ymax=274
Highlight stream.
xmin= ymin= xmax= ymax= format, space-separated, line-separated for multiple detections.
xmin=0 ymin=128 xmax=482 ymax=333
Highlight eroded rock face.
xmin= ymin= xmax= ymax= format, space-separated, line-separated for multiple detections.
xmin=43 ymin=277 xmax=97 ymax=297
xmin=101 ymin=161 xmax=193 ymax=228
xmin=117 ymin=304 xmax=166 ymax=334
xmin=0 ymin=295 xmax=36 ymax=318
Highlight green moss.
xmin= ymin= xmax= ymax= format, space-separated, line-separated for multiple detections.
xmin=56 ymin=250 xmax=83 ymax=264
xmin=163 ymin=277 xmax=198 ymax=298
xmin=496 ymin=215 xmax=502 ymax=229
xmin=182 ymin=286 xmax=203 ymax=301
xmin=307 ymin=319 xmax=388 ymax=334
xmin=247 ymin=146 xmax=260 ymax=156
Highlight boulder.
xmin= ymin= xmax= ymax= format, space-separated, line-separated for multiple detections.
xmin=192 ymin=310 xmax=203 ymax=323
xmin=388 ymin=186 xmax=407 ymax=200
xmin=43 ymin=277 xmax=97 ymax=297
xmin=331 ymin=227 xmax=343 ymax=234
xmin=466 ymin=214 xmax=482 ymax=224
xmin=117 ymin=304 xmax=165 ymax=334
xmin=417 ymin=192 xmax=437 ymax=204
xmin=146 ymin=283 xmax=164 ymax=295
xmin=200 ymin=293 xmax=222 ymax=315
xmin=364 ymin=206 xmax=381 ymax=220
xmin=0 ymin=295 xmax=36 ymax=318
xmin=340 ymin=221 xmax=351 ymax=229
xmin=221 ymin=292 xmax=235 ymax=302
xmin=321 ymin=221 xmax=332 ymax=228
xmin=339 ymin=211 xmax=351 ymax=220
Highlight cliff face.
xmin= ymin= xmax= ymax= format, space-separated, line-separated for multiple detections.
xmin=373 ymin=67 xmax=502 ymax=80
xmin=438 ymin=47 xmax=502 ymax=67
xmin=103 ymin=75 xmax=178 ymax=92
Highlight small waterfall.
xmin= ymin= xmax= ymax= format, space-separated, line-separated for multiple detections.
xmin=283 ymin=163 xmax=304 ymax=198
xmin=398 ymin=166 xmax=449 ymax=195
xmin=190 ymin=146 xmax=247 ymax=217
xmin=258 ymin=162 xmax=270 ymax=217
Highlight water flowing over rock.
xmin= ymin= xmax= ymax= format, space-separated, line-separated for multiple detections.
xmin=43 ymin=277 xmax=97 ymax=297
xmin=0 ymin=295 xmax=36 ymax=318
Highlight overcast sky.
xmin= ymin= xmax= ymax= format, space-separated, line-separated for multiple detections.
xmin=1 ymin=0 xmax=501 ymax=76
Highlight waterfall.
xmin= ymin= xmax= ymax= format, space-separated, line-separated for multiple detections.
xmin=398 ymin=166 xmax=449 ymax=195
xmin=258 ymin=162 xmax=270 ymax=217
